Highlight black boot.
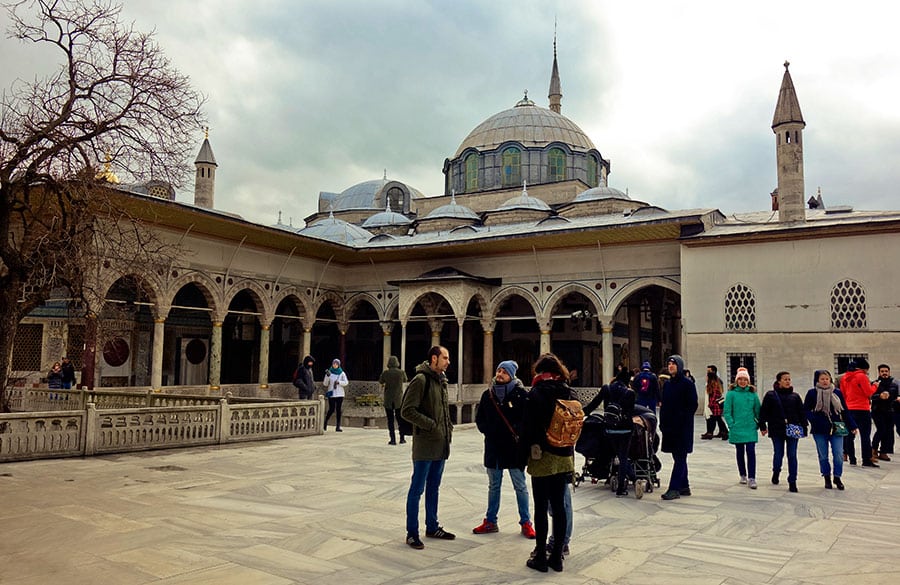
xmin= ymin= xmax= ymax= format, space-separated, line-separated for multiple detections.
xmin=771 ymin=471 xmax=780 ymax=485
xmin=547 ymin=551 xmax=564 ymax=573
xmin=833 ymin=476 xmax=844 ymax=490
xmin=824 ymin=476 xmax=833 ymax=489
xmin=788 ymin=481 xmax=798 ymax=493
xmin=526 ymin=547 xmax=548 ymax=572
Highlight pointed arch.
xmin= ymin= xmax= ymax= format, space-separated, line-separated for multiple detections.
xmin=345 ymin=292 xmax=386 ymax=322
xmin=225 ymin=280 xmax=271 ymax=322
xmin=489 ymin=286 xmax=541 ymax=322
xmin=543 ymin=283 xmax=603 ymax=323
xmin=605 ymin=276 xmax=681 ymax=319
xmin=271 ymin=286 xmax=313 ymax=321
xmin=166 ymin=271 xmax=221 ymax=317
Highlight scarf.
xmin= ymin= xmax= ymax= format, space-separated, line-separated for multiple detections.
xmin=813 ymin=383 xmax=842 ymax=415
xmin=329 ymin=366 xmax=343 ymax=375
xmin=531 ymin=372 xmax=561 ymax=387
xmin=492 ymin=379 xmax=517 ymax=403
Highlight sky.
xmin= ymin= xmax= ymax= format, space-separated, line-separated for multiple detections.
xmin=2 ymin=0 xmax=900 ymax=226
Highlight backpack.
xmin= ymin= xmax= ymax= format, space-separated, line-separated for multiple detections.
xmin=546 ymin=399 xmax=585 ymax=448
xmin=603 ymin=401 xmax=628 ymax=429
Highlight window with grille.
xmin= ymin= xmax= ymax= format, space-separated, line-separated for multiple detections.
xmin=548 ymin=148 xmax=565 ymax=182
xmin=834 ymin=353 xmax=868 ymax=377
xmin=12 ymin=324 xmax=43 ymax=371
xmin=724 ymin=284 xmax=756 ymax=330
xmin=587 ymin=156 xmax=599 ymax=187
xmin=502 ymin=147 xmax=521 ymax=187
xmin=465 ymin=153 xmax=478 ymax=192
xmin=831 ymin=279 xmax=866 ymax=329
xmin=727 ymin=353 xmax=756 ymax=386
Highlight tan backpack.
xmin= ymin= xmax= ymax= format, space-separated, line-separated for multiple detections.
xmin=546 ymin=399 xmax=585 ymax=447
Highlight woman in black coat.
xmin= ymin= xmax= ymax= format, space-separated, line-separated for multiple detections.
xmin=658 ymin=355 xmax=698 ymax=500
xmin=759 ymin=371 xmax=808 ymax=492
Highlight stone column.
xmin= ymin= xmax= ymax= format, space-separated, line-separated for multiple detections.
xmin=380 ymin=322 xmax=394 ymax=372
xmin=429 ymin=319 xmax=442 ymax=347
xmin=258 ymin=324 xmax=270 ymax=389
xmin=302 ymin=327 xmax=312 ymax=360
xmin=601 ymin=319 xmax=614 ymax=385
xmin=400 ymin=322 xmax=407 ymax=372
xmin=80 ymin=312 xmax=98 ymax=390
xmin=538 ymin=318 xmax=552 ymax=355
xmin=482 ymin=326 xmax=494 ymax=385
xmin=456 ymin=317 xmax=464 ymax=393
xmin=209 ymin=321 xmax=223 ymax=391
xmin=339 ymin=329 xmax=347 ymax=365
xmin=150 ymin=315 xmax=167 ymax=392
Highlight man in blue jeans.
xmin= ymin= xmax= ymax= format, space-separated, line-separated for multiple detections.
xmin=473 ymin=360 xmax=535 ymax=538
xmin=400 ymin=346 xmax=455 ymax=549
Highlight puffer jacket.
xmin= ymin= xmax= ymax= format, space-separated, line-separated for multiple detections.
xmin=723 ymin=384 xmax=760 ymax=444
xmin=400 ymin=361 xmax=452 ymax=461
xmin=475 ymin=378 xmax=528 ymax=469
xmin=759 ymin=383 xmax=807 ymax=439
xmin=841 ymin=369 xmax=874 ymax=410
xmin=804 ymin=370 xmax=857 ymax=436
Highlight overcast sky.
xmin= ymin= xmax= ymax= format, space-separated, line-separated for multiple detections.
xmin=3 ymin=0 xmax=900 ymax=226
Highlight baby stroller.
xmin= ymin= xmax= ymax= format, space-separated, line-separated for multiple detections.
xmin=615 ymin=406 xmax=662 ymax=498
xmin=574 ymin=412 xmax=616 ymax=487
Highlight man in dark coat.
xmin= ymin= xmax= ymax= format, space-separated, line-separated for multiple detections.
xmin=659 ymin=354 xmax=698 ymax=500
xmin=60 ymin=356 xmax=77 ymax=389
xmin=292 ymin=355 xmax=315 ymax=400
xmin=400 ymin=346 xmax=455 ymax=549
xmin=473 ymin=360 xmax=534 ymax=538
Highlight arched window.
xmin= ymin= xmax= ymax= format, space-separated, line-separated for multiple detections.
xmin=831 ymin=279 xmax=867 ymax=329
xmin=502 ymin=147 xmax=521 ymax=187
xmin=724 ymin=283 xmax=756 ymax=330
xmin=386 ymin=186 xmax=404 ymax=212
xmin=587 ymin=156 xmax=599 ymax=188
xmin=548 ymin=148 xmax=565 ymax=182
xmin=465 ymin=153 xmax=478 ymax=192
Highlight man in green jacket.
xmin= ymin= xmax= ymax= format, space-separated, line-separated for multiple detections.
xmin=401 ymin=345 xmax=455 ymax=549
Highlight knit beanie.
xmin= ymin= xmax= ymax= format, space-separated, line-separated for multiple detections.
xmin=735 ymin=367 xmax=750 ymax=384
xmin=497 ymin=360 xmax=519 ymax=379
xmin=641 ymin=361 xmax=651 ymax=371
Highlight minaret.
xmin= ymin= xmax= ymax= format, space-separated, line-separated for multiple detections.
xmin=548 ymin=30 xmax=562 ymax=114
xmin=194 ymin=128 xmax=217 ymax=209
xmin=772 ymin=61 xmax=806 ymax=222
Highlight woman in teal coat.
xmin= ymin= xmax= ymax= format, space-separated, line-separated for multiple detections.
xmin=723 ymin=367 xmax=761 ymax=488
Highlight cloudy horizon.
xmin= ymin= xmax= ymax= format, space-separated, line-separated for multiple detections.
xmin=3 ymin=0 xmax=899 ymax=226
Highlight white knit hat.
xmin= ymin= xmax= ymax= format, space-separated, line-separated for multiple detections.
xmin=735 ymin=367 xmax=750 ymax=383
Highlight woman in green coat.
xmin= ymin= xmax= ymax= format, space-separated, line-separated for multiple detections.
xmin=723 ymin=367 xmax=761 ymax=489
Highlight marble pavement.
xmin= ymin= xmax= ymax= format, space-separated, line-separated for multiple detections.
xmin=1 ymin=418 xmax=897 ymax=584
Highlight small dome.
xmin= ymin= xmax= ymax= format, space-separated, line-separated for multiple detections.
xmin=574 ymin=185 xmax=630 ymax=202
xmin=426 ymin=193 xmax=480 ymax=221
xmin=327 ymin=177 xmax=424 ymax=211
xmin=497 ymin=183 xmax=551 ymax=212
xmin=362 ymin=203 xmax=412 ymax=228
xmin=299 ymin=213 xmax=373 ymax=244
xmin=455 ymin=97 xmax=596 ymax=157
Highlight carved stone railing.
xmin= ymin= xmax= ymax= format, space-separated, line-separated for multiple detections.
xmin=0 ymin=398 xmax=322 ymax=463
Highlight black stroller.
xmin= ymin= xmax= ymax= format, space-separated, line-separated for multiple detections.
xmin=574 ymin=405 xmax=661 ymax=499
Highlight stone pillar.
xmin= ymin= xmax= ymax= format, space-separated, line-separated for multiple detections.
xmin=80 ymin=312 xmax=98 ymax=390
xmin=150 ymin=317 xmax=166 ymax=392
xmin=209 ymin=321 xmax=223 ymax=390
xmin=258 ymin=324 xmax=270 ymax=389
xmin=628 ymin=303 xmax=641 ymax=370
xmin=429 ymin=319 xmax=442 ymax=347
xmin=302 ymin=327 xmax=312 ymax=360
xmin=538 ymin=318 xmax=552 ymax=355
xmin=482 ymin=327 xmax=494 ymax=384
xmin=601 ymin=319 xmax=614 ymax=385
xmin=400 ymin=322 xmax=407 ymax=372
xmin=339 ymin=330 xmax=347 ymax=365
xmin=381 ymin=321 xmax=394 ymax=372
xmin=456 ymin=317 xmax=464 ymax=393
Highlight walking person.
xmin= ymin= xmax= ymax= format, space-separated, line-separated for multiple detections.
xmin=631 ymin=361 xmax=660 ymax=411
xmin=323 ymin=358 xmax=348 ymax=432
xmin=804 ymin=369 xmax=857 ymax=489
xmin=723 ymin=367 xmax=761 ymax=488
xmin=401 ymin=346 xmax=455 ymax=549
xmin=841 ymin=358 xmax=877 ymax=467
xmin=473 ymin=360 xmax=535 ymax=538
xmin=523 ymin=353 xmax=576 ymax=573
xmin=379 ymin=356 xmax=408 ymax=445
xmin=292 ymin=355 xmax=315 ymax=400
xmin=701 ymin=370 xmax=728 ymax=440
xmin=659 ymin=355 xmax=699 ymax=500
xmin=871 ymin=364 xmax=898 ymax=461
xmin=759 ymin=371 xmax=807 ymax=492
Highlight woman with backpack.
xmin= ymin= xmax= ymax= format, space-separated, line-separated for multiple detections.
xmin=522 ymin=353 xmax=576 ymax=573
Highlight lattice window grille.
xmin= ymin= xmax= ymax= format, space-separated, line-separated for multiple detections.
xmin=724 ymin=283 xmax=756 ymax=330
xmin=831 ymin=279 xmax=867 ymax=329
xmin=12 ymin=324 xmax=43 ymax=371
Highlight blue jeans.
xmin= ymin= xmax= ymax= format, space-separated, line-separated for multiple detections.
xmin=485 ymin=466 xmax=530 ymax=525
xmin=770 ymin=436 xmax=799 ymax=482
xmin=406 ymin=459 xmax=445 ymax=537
xmin=734 ymin=442 xmax=756 ymax=479
xmin=667 ymin=450 xmax=689 ymax=491
xmin=812 ymin=433 xmax=844 ymax=477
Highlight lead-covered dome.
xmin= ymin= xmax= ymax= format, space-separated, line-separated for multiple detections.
xmin=299 ymin=212 xmax=373 ymax=244
xmin=454 ymin=96 xmax=596 ymax=157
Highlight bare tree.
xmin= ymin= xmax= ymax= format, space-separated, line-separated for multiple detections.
xmin=0 ymin=0 xmax=205 ymax=410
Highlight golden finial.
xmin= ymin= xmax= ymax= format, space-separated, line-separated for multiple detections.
xmin=204 ymin=126 xmax=209 ymax=139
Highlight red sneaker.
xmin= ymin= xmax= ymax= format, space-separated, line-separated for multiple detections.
xmin=521 ymin=521 xmax=536 ymax=539
xmin=472 ymin=519 xmax=498 ymax=534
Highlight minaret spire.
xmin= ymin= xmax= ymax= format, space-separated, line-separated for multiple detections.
xmin=194 ymin=128 xmax=217 ymax=209
xmin=772 ymin=61 xmax=806 ymax=222
xmin=548 ymin=21 xmax=562 ymax=114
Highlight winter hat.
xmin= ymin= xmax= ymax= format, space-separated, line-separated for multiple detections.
xmin=850 ymin=357 xmax=869 ymax=371
xmin=641 ymin=361 xmax=651 ymax=371
xmin=735 ymin=367 xmax=751 ymax=383
xmin=497 ymin=360 xmax=519 ymax=379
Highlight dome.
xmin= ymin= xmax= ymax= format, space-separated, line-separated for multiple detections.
xmin=497 ymin=183 xmax=551 ymax=211
xmin=362 ymin=204 xmax=412 ymax=228
xmin=454 ymin=97 xmax=596 ymax=157
xmin=299 ymin=213 xmax=373 ymax=244
xmin=426 ymin=194 xmax=480 ymax=221
xmin=326 ymin=177 xmax=425 ymax=211
xmin=574 ymin=185 xmax=630 ymax=202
